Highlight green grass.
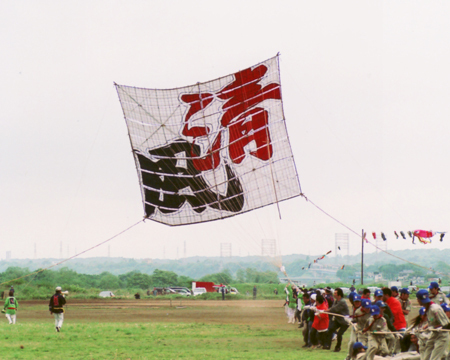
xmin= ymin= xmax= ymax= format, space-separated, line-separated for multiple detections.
xmin=0 ymin=321 xmax=348 ymax=360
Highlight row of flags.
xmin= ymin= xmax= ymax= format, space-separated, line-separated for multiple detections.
xmin=301 ymin=250 xmax=333 ymax=270
xmin=370 ymin=230 xmax=445 ymax=244
xmin=298 ymin=230 xmax=445 ymax=273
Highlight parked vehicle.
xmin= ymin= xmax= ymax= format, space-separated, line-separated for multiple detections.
xmin=341 ymin=287 xmax=351 ymax=296
xmin=193 ymin=287 xmax=207 ymax=296
xmin=367 ymin=286 xmax=380 ymax=293
xmin=170 ymin=288 xmax=191 ymax=296
xmin=388 ymin=281 xmax=402 ymax=288
xmin=169 ymin=287 xmax=192 ymax=294
xmin=151 ymin=287 xmax=176 ymax=295
xmin=192 ymin=282 xmax=216 ymax=293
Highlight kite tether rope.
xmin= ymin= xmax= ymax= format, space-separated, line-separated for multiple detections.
xmin=0 ymin=219 xmax=144 ymax=287
xmin=299 ymin=193 xmax=447 ymax=276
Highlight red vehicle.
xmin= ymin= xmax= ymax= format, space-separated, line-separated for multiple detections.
xmin=192 ymin=282 xmax=217 ymax=293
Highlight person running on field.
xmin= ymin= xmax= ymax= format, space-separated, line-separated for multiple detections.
xmin=3 ymin=290 xmax=18 ymax=324
xmin=49 ymin=286 xmax=66 ymax=332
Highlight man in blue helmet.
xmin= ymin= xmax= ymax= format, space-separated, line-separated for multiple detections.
xmin=351 ymin=341 xmax=367 ymax=358
xmin=372 ymin=289 xmax=383 ymax=303
xmin=345 ymin=296 xmax=372 ymax=360
xmin=441 ymin=303 xmax=450 ymax=319
xmin=428 ymin=281 xmax=450 ymax=305
xmin=416 ymin=289 xmax=449 ymax=360
xmin=376 ymin=300 xmax=398 ymax=355
xmin=345 ymin=294 xmax=361 ymax=360
xmin=359 ymin=299 xmax=373 ymax=345
xmin=363 ymin=305 xmax=389 ymax=360
xmin=391 ymin=286 xmax=399 ymax=300
xmin=399 ymin=288 xmax=412 ymax=317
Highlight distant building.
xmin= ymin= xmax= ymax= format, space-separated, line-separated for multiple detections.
xmin=374 ymin=273 xmax=384 ymax=282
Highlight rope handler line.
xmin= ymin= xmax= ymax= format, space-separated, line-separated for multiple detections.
xmin=0 ymin=219 xmax=144 ymax=287
xmin=299 ymin=193 xmax=449 ymax=278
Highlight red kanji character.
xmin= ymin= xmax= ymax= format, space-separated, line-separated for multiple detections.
xmin=217 ymin=64 xmax=281 ymax=127
xmin=180 ymin=64 xmax=280 ymax=171
xmin=228 ymin=107 xmax=272 ymax=164
xmin=180 ymin=93 xmax=221 ymax=171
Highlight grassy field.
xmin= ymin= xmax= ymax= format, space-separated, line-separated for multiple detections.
xmin=0 ymin=299 xmax=351 ymax=360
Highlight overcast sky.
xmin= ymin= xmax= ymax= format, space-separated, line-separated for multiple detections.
xmin=1 ymin=1 xmax=450 ymax=264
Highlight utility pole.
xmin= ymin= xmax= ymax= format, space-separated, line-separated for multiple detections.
xmin=361 ymin=229 xmax=365 ymax=285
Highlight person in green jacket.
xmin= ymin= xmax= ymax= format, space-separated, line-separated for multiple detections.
xmin=3 ymin=290 xmax=18 ymax=324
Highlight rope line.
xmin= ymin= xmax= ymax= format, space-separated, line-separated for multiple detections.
xmin=299 ymin=193 xmax=446 ymax=276
xmin=0 ymin=219 xmax=144 ymax=287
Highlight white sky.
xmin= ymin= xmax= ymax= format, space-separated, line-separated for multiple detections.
xmin=1 ymin=1 xmax=450 ymax=261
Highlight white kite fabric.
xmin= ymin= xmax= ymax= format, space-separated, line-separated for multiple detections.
xmin=115 ymin=55 xmax=301 ymax=226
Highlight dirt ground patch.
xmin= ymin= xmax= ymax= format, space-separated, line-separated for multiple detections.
xmin=19 ymin=299 xmax=289 ymax=326
xmin=17 ymin=299 xmax=420 ymax=327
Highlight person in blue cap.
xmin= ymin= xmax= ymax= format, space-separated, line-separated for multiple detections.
xmin=350 ymin=341 xmax=367 ymax=359
xmin=441 ymin=303 xmax=450 ymax=319
xmin=373 ymin=289 xmax=383 ymax=304
xmin=348 ymin=291 xmax=357 ymax=305
xmin=416 ymin=289 xmax=449 ymax=360
xmin=373 ymin=289 xmax=396 ymax=327
xmin=363 ymin=305 xmax=389 ymax=359
xmin=346 ymin=294 xmax=362 ymax=359
xmin=374 ymin=300 xmax=396 ymax=332
xmin=390 ymin=286 xmax=399 ymax=300
xmin=428 ymin=281 xmax=450 ymax=305
xmin=345 ymin=295 xmax=372 ymax=360
xmin=360 ymin=299 xmax=373 ymax=339
xmin=375 ymin=300 xmax=397 ymax=355
xmin=399 ymin=288 xmax=411 ymax=316
xmin=401 ymin=306 xmax=430 ymax=354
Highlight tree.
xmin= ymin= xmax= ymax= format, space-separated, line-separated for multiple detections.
xmin=199 ymin=270 xmax=233 ymax=284
xmin=126 ymin=272 xmax=152 ymax=289
xmin=243 ymin=268 xmax=278 ymax=283
xmin=177 ymin=275 xmax=194 ymax=288
xmin=98 ymin=272 xmax=120 ymax=289
xmin=235 ymin=268 xmax=245 ymax=283
xmin=151 ymin=269 xmax=178 ymax=286
xmin=379 ymin=264 xmax=400 ymax=280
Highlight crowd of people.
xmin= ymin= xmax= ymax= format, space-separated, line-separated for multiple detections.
xmin=286 ymin=281 xmax=450 ymax=360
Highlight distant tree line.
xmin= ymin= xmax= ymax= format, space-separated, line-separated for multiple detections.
xmin=0 ymin=266 xmax=279 ymax=293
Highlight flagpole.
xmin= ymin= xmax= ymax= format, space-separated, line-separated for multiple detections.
xmin=361 ymin=229 xmax=364 ymax=285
